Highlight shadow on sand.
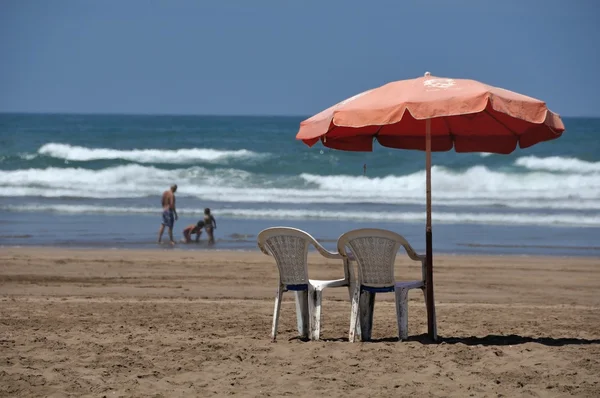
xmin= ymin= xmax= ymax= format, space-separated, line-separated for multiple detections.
xmin=407 ymin=334 xmax=600 ymax=346
xmin=314 ymin=334 xmax=600 ymax=346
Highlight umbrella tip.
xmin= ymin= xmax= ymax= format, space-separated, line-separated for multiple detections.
xmin=424 ymin=71 xmax=431 ymax=77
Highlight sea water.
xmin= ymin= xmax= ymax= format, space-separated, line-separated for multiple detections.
xmin=1 ymin=113 xmax=599 ymax=256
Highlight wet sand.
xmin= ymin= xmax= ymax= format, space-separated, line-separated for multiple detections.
xmin=1 ymin=248 xmax=599 ymax=397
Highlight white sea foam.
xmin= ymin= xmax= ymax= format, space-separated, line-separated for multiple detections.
xmin=221 ymin=209 xmax=600 ymax=227
xmin=38 ymin=143 xmax=267 ymax=164
xmin=1 ymin=164 xmax=599 ymax=209
xmin=0 ymin=164 xmax=252 ymax=198
xmin=515 ymin=156 xmax=600 ymax=174
xmin=3 ymin=204 xmax=599 ymax=227
xmin=299 ymin=165 xmax=600 ymax=201
xmin=19 ymin=153 xmax=38 ymax=160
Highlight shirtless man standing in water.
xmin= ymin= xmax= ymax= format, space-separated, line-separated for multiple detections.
xmin=157 ymin=184 xmax=178 ymax=245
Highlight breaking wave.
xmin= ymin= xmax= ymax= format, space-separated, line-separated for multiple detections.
xmin=37 ymin=143 xmax=267 ymax=164
xmin=0 ymin=164 xmax=599 ymax=211
xmin=515 ymin=156 xmax=600 ymax=174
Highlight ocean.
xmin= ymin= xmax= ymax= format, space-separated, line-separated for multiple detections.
xmin=1 ymin=113 xmax=599 ymax=256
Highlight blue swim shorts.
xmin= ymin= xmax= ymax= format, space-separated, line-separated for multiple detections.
xmin=161 ymin=209 xmax=175 ymax=229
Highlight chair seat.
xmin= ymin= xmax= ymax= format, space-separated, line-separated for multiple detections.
xmin=285 ymin=284 xmax=309 ymax=291
xmin=395 ymin=280 xmax=424 ymax=290
xmin=309 ymin=278 xmax=348 ymax=290
xmin=361 ymin=285 xmax=395 ymax=293
xmin=361 ymin=280 xmax=424 ymax=293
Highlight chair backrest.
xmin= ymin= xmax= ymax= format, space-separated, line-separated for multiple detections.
xmin=337 ymin=228 xmax=423 ymax=288
xmin=257 ymin=227 xmax=313 ymax=286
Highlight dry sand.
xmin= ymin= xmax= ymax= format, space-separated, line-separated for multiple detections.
xmin=1 ymin=247 xmax=599 ymax=397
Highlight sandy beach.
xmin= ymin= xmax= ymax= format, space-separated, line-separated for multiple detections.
xmin=1 ymin=247 xmax=599 ymax=397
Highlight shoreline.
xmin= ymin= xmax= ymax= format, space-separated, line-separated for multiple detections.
xmin=4 ymin=209 xmax=600 ymax=258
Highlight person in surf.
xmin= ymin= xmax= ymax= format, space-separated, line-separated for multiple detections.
xmin=203 ymin=208 xmax=217 ymax=245
xmin=182 ymin=220 xmax=204 ymax=243
xmin=158 ymin=184 xmax=178 ymax=245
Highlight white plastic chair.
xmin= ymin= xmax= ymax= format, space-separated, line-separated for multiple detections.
xmin=258 ymin=227 xmax=356 ymax=341
xmin=337 ymin=228 xmax=435 ymax=342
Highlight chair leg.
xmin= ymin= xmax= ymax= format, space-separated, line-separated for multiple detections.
xmin=395 ymin=288 xmax=410 ymax=341
xmin=294 ymin=290 xmax=310 ymax=338
xmin=348 ymin=285 xmax=361 ymax=342
xmin=348 ymin=283 xmax=361 ymax=340
xmin=359 ymin=291 xmax=376 ymax=341
xmin=347 ymin=283 xmax=361 ymax=341
xmin=309 ymin=286 xmax=323 ymax=340
xmin=271 ymin=284 xmax=284 ymax=342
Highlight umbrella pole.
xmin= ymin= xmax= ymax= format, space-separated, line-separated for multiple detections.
xmin=425 ymin=118 xmax=437 ymax=341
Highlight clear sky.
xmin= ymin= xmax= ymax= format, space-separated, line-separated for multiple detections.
xmin=1 ymin=0 xmax=598 ymax=116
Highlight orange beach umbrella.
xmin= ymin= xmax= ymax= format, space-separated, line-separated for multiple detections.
xmin=296 ymin=72 xmax=565 ymax=340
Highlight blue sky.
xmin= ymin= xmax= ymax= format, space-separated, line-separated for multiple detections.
xmin=1 ymin=0 xmax=598 ymax=116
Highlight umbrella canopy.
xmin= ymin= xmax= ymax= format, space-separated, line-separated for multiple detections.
xmin=296 ymin=72 xmax=565 ymax=341
xmin=297 ymin=72 xmax=564 ymax=153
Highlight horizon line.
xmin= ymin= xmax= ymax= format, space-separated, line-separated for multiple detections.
xmin=0 ymin=110 xmax=598 ymax=119
xmin=0 ymin=111 xmax=310 ymax=118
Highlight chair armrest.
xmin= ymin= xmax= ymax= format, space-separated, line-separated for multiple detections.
xmin=313 ymin=241 xmax=343 ymax=260
xmin=401 ymin=242 xmax=425 ymax=262
xmin=292 ymin=232 xmax=341 ymax=260
xmin=418 ymin=255 xmax=427 ymax=283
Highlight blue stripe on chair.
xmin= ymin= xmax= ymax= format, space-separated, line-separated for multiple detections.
xmin=286 ymin=284 xmax=309 ymax=291
xmin=361 ymin=285 xmax=395 ymax=293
